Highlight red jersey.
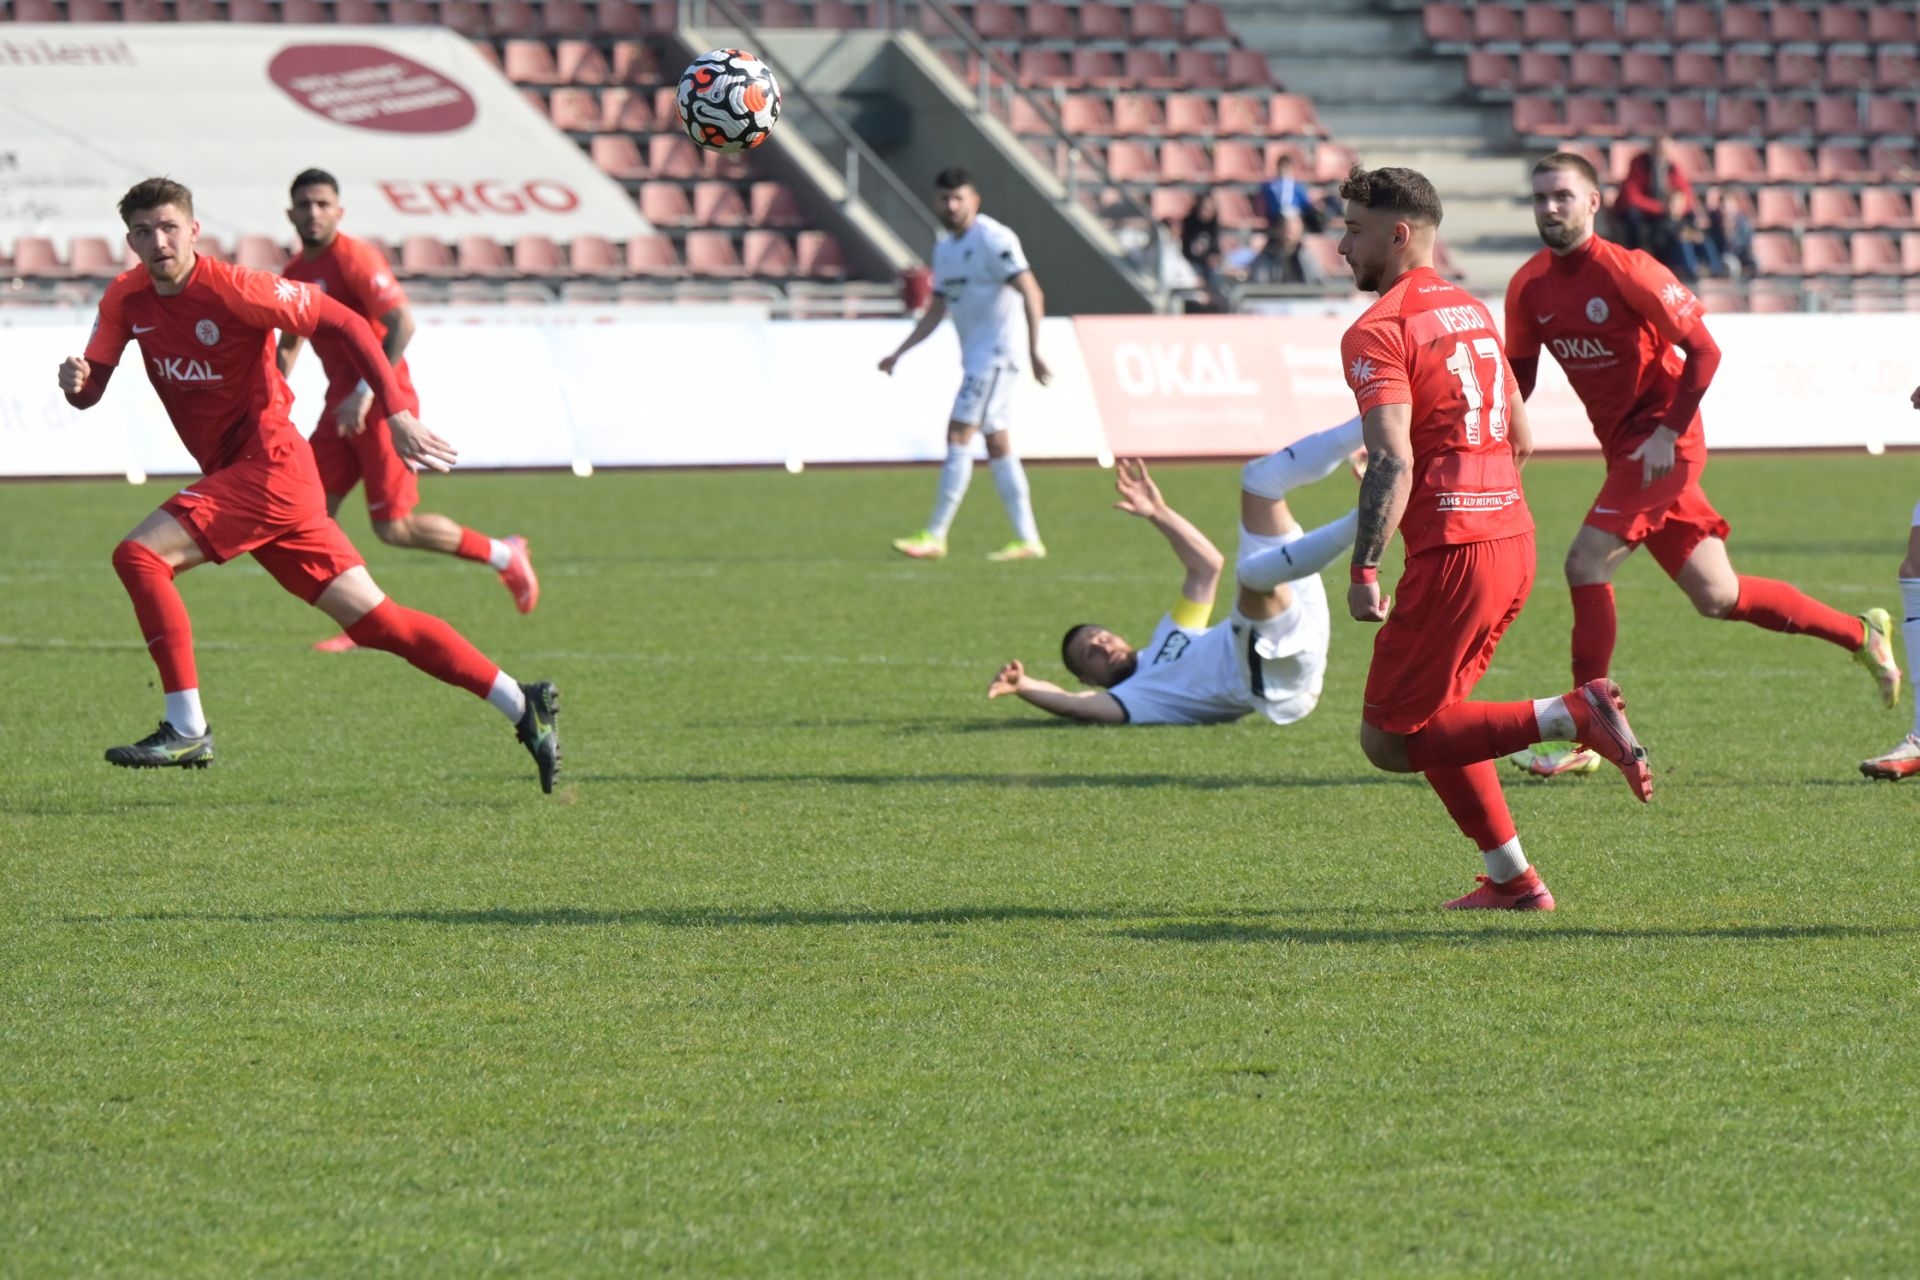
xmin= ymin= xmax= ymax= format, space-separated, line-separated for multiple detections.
xmin=281 ymin=232 xmax=418 ymax=414
xmin=1504 ymin=235 xmax=1707 ymax=462
xmin=86 ymin=257 xmax=327 ymax=475
xmin=1342 ymin=266 xmax=1533 ymax=557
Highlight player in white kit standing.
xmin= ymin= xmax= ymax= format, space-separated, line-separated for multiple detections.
xmin=880 ymin=167 xmax=1052 ymax=561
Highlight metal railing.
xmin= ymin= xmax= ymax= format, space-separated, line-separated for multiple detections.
xmin=681 ymin=0 xmax=944 ymax=252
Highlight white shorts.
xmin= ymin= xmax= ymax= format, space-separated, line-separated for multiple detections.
xmin=950 ymin=364 xmax=1018 ymax=435
xmin=1230 ymin=571 xmax=1331 ymax=726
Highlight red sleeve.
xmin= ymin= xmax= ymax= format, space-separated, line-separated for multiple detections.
xmin=311 ymin=294 xmax=411 ymax=417
xmin=1618 ymin=251 xmax=1705 ymax=346
xmin=1664 ymin=321 xmax=1721 ymax=436
xmin=222 ymin=263 xmax=325 ymax=335
xmin=1510 ymin=356 xmax=1538 ymax=400
xmin=64 ymin=360 xmax=115 ymax=409
xmin=82 ymin=281 xmax=132 ymax=368
xmin=340 ymin=238 xmax=409 ymax=318
xmin=1341 ymin=316 xmax=1410 ymax=416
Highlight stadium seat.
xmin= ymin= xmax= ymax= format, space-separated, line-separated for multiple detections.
xmin=1150 ymin=188 xmax=1194 ymax=223
xmin=1754 ymin=188 xmax=1806 ymax=231
xmin=610 ymin=42 xmax=659 ymax=84
xmin=14 ymin=237 xmax=66 ymax=278
xmin=1814 ymin=97 xmax=1862 ymax=139
xmin=400 ymin=237 xmax=458 ymax=277
xmin=1466 ymin=52 xmax=1515 ymax=91
xmin=1851 ymin=233 xmax=1900 ymax=277
xmin=1473 ymin=5 xmax=1521 ymax=42
xmin=601 ymin=87 xmax=656 ymax=133
xmin=567 ymin=236 xmax=621 ymax=275
xmin=589 ymin=136 xmax=647 ymax=181
xmin=1104 ymin=141 xmax=1155 ymax=183
xmin=749 ymin=181 xmax=805 ymax=229
xmin=504 ymin=40 xmax=562 ymax=86
xmin=1115 ymin=94 xmax=1166 ymax=135
xmin=1861 ymin=190 xmax=1914 ymax=231
xmin=1569 ymin=52 xmax=1619 ymax=90
xmin=455 ymin=237 xmax=511 ymax=275
xmin=1423 ymin=3 xmax=1470 ymax=45
xmin=1158 ymin=141 xmax=1212 ymax=184
xmin=1750 ymin=232 xmax=1802 ymax=276
xmin=1904 ymin=234 xmax=1920 ymax=275
xmin=1669 ymin=3 xmax=1716 ymax=42
xmin=1181 ymin=4 xmax=1232 ymax=43
xmin=1620 ymin=52 xmax=1666 ymax=91
xmin=1570 ymin=3 xmax=1620 ymax=42
xmin=226 ymin=0 xmax=273 ymax=18
xmin=1866 ymin=100 xmax=1917 ymax=139
xmin=1517 ymin=52 xmax=1567 ymax=90
xmin=1057 ymin=95 xmax=1114 ymax=136
xmin=123 ymin=0 xmax=169 ymax=20
xmin=625 ymin=233 xmax=686 ymax=276
xmin=1764 ymin=99 xmax=1814 ymax=138
xmin=1615 ymin=97 xmax=1662 ymax=136
xmin=1869 ymin=8 xmax=1919 ymax=42
xmin=1076 ymin=2 xmax=1127 ymax=40
xmin=1019 ymin=2 xmax=1071 ymax=39
xmin=1808 ymin=189 xmax=1861 ymax=230
xmin=1563 ymin=96 xmax=1619 ymax=137
xmin=235 ymin=235 xmax=286 ymax=272
xmin=796 ymin=230 xmax=848 ymax=280
xmin=1799 ymin=233 xmax=1850 ymax=276
xmin=1513 ymin=96 xmax=1560 ymax=137
xmin=333 ymin=0 xmax=380 ymax=20
xmin=488 ymin=0 xmax=541 ymax=36
xmin=1672 ymin=52 xmax=1721 ymax=91
xmin=1663 ymin=97 xmax=1710 ymax=137
xmin=648 ymin=134 xmax=704 ymax=181
xmin=1773 ymin=51 xmax=1820 ymax=91
xmin=742 ymin=230 xmax=796 ymax=278
xmin=11 ymin=0 xmax=60 ymax=16
xmin=549 ymin=88 xmax=600 ymax=132
xmin=1163 ymin=94 xmax=1214 ymax=136
xmin=1128 ymin=50 xmax=1184 ymax=91
xmin=1311 ymin=143 xmax=1358 ymax=184
xmin=1217 ymin=94 xmax=1267 ymax=137
xmin=543 ymin=0 xmax=593 ymax=32
xmin=511 ymin=236 xmax=563 ymax=275
xmin=69 ymin=238 xmax=120 ymax=277
xmin=1016 ymin=49 xmax=1070 ymax=87
xmin=684 ymin=230 xmax=746 ymax=277
xmin=1619 ymin=3 xmax=1665 ymax=41
xmin=1267 ymin=95 xmax=1324 ymax=138
xmin=1719 ymin=3 xmax=1768 ymax=41
xmin=1712 ymin=141 xmax=1766 ymax=183
xmin=1870 ymin=145 xmax=1920 ymax=181
xmin=1816 ymin=6 xmax=1868 ymax=49
xmin=639 ymin=181 xmax=693 ymax=226
xmin=1875 ymin=49 xmax=1919 ymax=92
xmin=1128 ymin=3 xmax=1179 ymax=42
xmin=693 ymin=181 xmax=748 ymax=227
xmin=1817 ymin=144 xmax=1872 ymax=183
xmin=557 ymin=40 xmax=613 ymax=85
xmin=1213 ymin=188 xmax=1258 ymax=229
xmin=1766 ymin=143 xmax=1817 ymax=183
xmin=1212 ymin=141 xmax=1266 ymax=183
xmin=1522 ymin=4 xmax=1572 ymax=43
xmin=1224 ymin=50 xmax=1273 ymax=87
xmin=969 ymin=3 xmax=1020 ymax=41
xmin=1710 ymin=97 xmax=1760 ymax=137
xmin=1824 ymin=49 xmax=1872 ymax=91
xmin=177 ymin=0 xmax=220 ymax=18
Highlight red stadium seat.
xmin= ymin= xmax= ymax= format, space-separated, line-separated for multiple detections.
xmin=69 ymin=238 xmax=120 ymax=277
xmin=1023 ymin=2 xmax=1073 ymax=38
xmin=123 ymin=0 xmax=169 ymax=21
xmin=1749 ymin=232 xmax=1802 ymax=276
xmin=1773 ymin=51 xmax=1820 ymax=91
xmin=543 ymin=0 xmax=592 ymax=31
xmin=796 ymin=230 xmax=848 ymax=279
xmin=400 ymin=237 xmax=457 ymax=277
xmin=1620 ymin=52 xmax=1666 ymax=90
xmin=1213 ymin=188 xmax=1258 ymax=228
xmin=1563 ymin=96 xmax=1620 ymax=137
xmin=1874 ymin=49 xmax=1918 ymax=92
xmin=568 ymin=236 xmax=622 ymax=275
xmin=1517 ymin=52 xmax=1567 ymax=90
xmin=1619 ymin=3 xmax=1665 ymax=40
xmin=589 ymin=136 xmax=647 ymax=180
xmin=488 ymin=0 xmax=541 ymax=36
xmin=1114 ymin=94 xmax=1167 ymax=135
xmin=1799 ymin=233 xmax=1849 ymax=275
xmin=1466 ymin=52 xmax=1515 ymax=92
xmin=1807 ymin=188 xmax=1861 ymax=230
xmin=1714 ymin=97 xmax=1762 ymax=138
xmin=648 ymin=134 xmax=703 ymax=181
xmin=1617 ymin=97 xmax=1664 ymax=136
xmin=226 ymin=0 xmax=273 ymax=18
xmin=1157 ymin=141 xmax=1211 ymax=184
xmin=1522 ymin=4 xmax=1572 ymax=43
xmin=1070 ymin=49 xmax=1126 ymax=89
xmin=1663 ymin=97 xmax=1711 ymax=137
xmin=1423 ymin=2 xmax=1469 ymax=44
xmin=1866 ymin=99 xmax=1917 ymax=139
xmin=548 ymin=88 xmax=600 ymax=132
xmin=557 ymin=40 xmax=612 ymax=84
xmin=1719 ymin=4 xmax=1768 ymax=41
xmin=1512 ymin=96 xmax=1561 ymax=136
xmin=1815 ymin=4 xmax=1867 ymax=43
xmin=1473 ymin=5 xmax=1521 ymax=42
xmin=813 ymin=0 xmax=864 ymax=27
xmin=1712 ymin=141 xmax=1765 ymax=183
xmin=1903 ymin=234 xmax=1920 ymax=275
xmin=1126 ymin=49 xmax=1182 ymax=89
xmin=1264 ymin=140 xmax=1309 ymax=174
xmin=1669 ymin=4 xmax=1716 ymax=41
xmin=1766 ymin=142 xmax=1817 ymax=182
xmin=235 ymin=235 xmax=286 ymax=272
xmin=456 ymin=236 xmax=511 ymax=275
xmin=1870 ymin=145 xmax=1920 ymax=181
xmin=1217 ymin=93 xmax=1267 ymax=136
xmin=1182 ymin=3 xmax=1232 ymax=42
xmin=511 ymin=235 xmax=562 ymax=275
xmin=1311 ymin=143 xmax=1358 ymax=184
xmin=1128 ymin=4 xmax=1178 ymax=41
xmin=503 ymin=39 xmax=561 ymax=86
xmin=625 ymin=233 xmax=686 ymax=276
xmin=1668 ymin=140 xmax=1711 ymax=183
xmin=1753 ymin=188 xmax=1805 ymax=230
xmin=749 ymin=181 xmax=805 ymax=228
xmin=1224 ymin=50 xmax=1273 ymax=86
xmin=692 ymin=181 xmax=748 ymax=227
xmin=177 ymin=0 xmax=220 ymax=18
xmin=1869 ymin=8 xmax=1919 ymax=42
xmin=742 ymin=230 xmax=796 ymax=278
xmin=1861 ymin=190 xmax=1914 ymax=230
xmin=1672 ymin=52 xmax=1721 ymax=90
xmin=1150 ymin=188 xmax=1193 ymax=225
xmin=1570 ymin=3 xmax=1619 ymax=42
xmin=601 ymin=87 xmax=656 ymax=133
xmin=1817 ymin=145 xmax=1872 ymax=183
xmin=1164 ymin=94 xmax=1214 ymax=136
xmin=439 ymin=0 xmax=489 ymax=36
xmin=1569 ymin=52 xmax=1619 ymax=90
xmin=639 ymin=181 xmax=692 ymax=226
xmin=1059 ymin=95 xmax=1116 ymax=136
xmin=969 ymin=3 xmax=1020 ymax=41
xmin=1211 ymin=141 xmax=1266 ymax=183
xmin=610 ymin=41 xmax=658 ymax=83
xmin=1015 ymin=49 xmax=1069 ymax=87
xmin=1813 ymin=97 xmax=1862 ymax=139
xmin=1267 ymin=94 xmax=1324 ymax=137
xmin=1850 ymin=233 xmax=1900 ymax=277
xmin=1764 ymin=99 xmax=1814 ymax=138
xmin=1104 ymin=141 xmax=1155 ymax=183
xmin=1769 ymin=5 xmax=1817 ymax=41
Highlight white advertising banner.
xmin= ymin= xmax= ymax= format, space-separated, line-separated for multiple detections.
xmin=0 ymin=25 xmax=648 ymax=244
xmin=2 ymin=309 xmax=1916 ymax=478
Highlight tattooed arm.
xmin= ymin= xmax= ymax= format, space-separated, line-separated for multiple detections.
xmin=1347 ymin=403 xmax=1412 ymax=623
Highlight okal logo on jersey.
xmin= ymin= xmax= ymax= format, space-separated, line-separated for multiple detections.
xmin=1550 ymin=336 xmax=1615 ymax=360
xmin=1585 ymin=297 xmax=1610 ymax=323
xmin=195 ymin=319 xmax=220 ymax=346
xmin=151 ymin=355 xmax=222 ymax=382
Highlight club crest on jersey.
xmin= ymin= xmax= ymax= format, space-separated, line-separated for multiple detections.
xmin=1661 ymin=282 xmax=1691 ymax=307
xmin=151 ymin=355 xmax=222 ymax=383
xmin=1348 ymin=356 xmax=1379 ymax=388
xmin=273 ymin=278 xmax=310 ymax=311
xmin=1585 ymin=297 xmax=1610 ymax=324
xmin=195 ymin=319 xmax=220 ymax=346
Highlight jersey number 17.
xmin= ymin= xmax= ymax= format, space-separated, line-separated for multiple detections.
xmin=1445 ymin=337 xmax=1507 ymax=446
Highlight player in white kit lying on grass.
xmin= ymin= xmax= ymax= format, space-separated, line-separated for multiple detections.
xmin=988 ymin=417 xmax=1364 ymax=724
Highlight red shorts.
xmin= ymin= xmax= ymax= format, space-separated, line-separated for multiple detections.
xmin=162 ymin=439 xmax=365 ymax=604
xmin=1585 ymin=453 xmax=1730 ymax=579
xmin=1363 ymin=532 xmax=1535 ymax=735
xmin=310 ymin=403 xmax=421 ymax=522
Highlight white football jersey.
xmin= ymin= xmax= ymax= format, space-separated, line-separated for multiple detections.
xmin=930 ymin=213 xmax=1032 ymax=375
xmin=1108 ymin=575 xmax=1330 ymax=727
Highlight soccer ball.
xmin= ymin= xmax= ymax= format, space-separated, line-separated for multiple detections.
xmin=677 ymin=48 xmax=782 ymax=153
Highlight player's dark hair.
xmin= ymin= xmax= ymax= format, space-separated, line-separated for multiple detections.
xmin=117 ymin=176 xmax=194 ymax=224
xmin=1338 ymin=164 xmax=1444 ymax=228
xmin=934 ymin=166 xmax=975 ymax=192
xmin=1533 ymin=151 xmax=1602 ymax=192
xmin=290 ymin=168 xmax=341 ymax=199
xmin=1061 ymin=624 xmax=1099 ymax=683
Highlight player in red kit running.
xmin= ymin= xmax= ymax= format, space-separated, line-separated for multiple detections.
xmin=1506 ymin=152 xmax=1899 ymax=776
xmin=59 ymin=177 xmax=561 ymax=791
xmin=1337 ymin=164 xmax=1651 ymax=911
xmin=277 ymin=168 xmax=539 ymax=653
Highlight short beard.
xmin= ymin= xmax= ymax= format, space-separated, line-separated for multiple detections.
xmin=1538 ymin=221 xmax=1583 ymax=250
xmin=1104 ymin=654 xmax=1138 ymax=686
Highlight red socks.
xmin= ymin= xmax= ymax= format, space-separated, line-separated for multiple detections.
xmin=453 ymin=527 xmax=494 ymax=564
xmin=1424 ymin=762 xmax=1517 ymax=850
xmin=346 ymin=598 xmax=500 ymax=698
xmin=1727 ymin=576 xmax=1865 ymax=650
xmin=112 ymin=540 xmax=197 ymax=692
xmin=1404 ymin=701 xmax=1542 ymax=771
xmin=1569 ymin=582 xmax=1616 ymax=685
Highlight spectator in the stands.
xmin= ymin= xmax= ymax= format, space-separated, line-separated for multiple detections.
xmin=1662 ymin=190 xmax=1722 ymax=283
xmin=1702 ymin=187 xmax=1757 ymax=279
xmin=1249 ymin=213 xmax=1322 ymax=285
xmin=1260 ymin=153 xmax=1324 ymax=234
xmin=1611 ymin=135 xmax=1694 ymax=254
xmin=1180 ymin=191 xmax=1227 ymax=309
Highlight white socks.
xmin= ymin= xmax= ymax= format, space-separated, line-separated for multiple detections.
xmin=1903 ymin=577 xmax=1920 ymax=738
xmin=989 ymin=454 xmax=1040 ymax=543
xmin=928 ymin=444 xmax=973 ymax=539
xmin=1481 ymin=836 xmax=1529 ymax=882
xmin=1241 ymin=415 xmax=1364 ymax=499
xmin=1237 ymin=511 xmax=1358 ymax=592
xmin=165 ymin=689 xmax=207 ymax=737
xmin=486 ymin=539 xmax=513 ymax=571
xmin=1533 ymin=695 xmax=1576 ymax=742
xmin=487 ymin=670 xmax=528 ymax=723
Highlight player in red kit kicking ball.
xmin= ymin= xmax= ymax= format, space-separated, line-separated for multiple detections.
xmin=1505 ymin=152 xmax=1900 ymax=777
xmin=277 ymin=168 xmax=538 ymax=652
xmin=59 ymin=177 xmax=561 ymax=791
xmin=1337 ymin=164 xmax=1651 ymax=910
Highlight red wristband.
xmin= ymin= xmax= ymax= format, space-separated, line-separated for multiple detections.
xmin=1351 ymin=565 xmax=1378 ymax=585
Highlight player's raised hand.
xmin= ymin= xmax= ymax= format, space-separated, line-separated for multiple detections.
xmin=1111 ymin=458 xmax=1165 ymax=518
xmin=1031 ymin=350 xmax=1053 ymax=386
xmin=988 ymin=659 xmax=1026 ymax=699
xmin=877 ymin=353 xmax=899 ymax=376
xmin=385 ymin=410 xmax=458 ymax=473
xmin=1629 ymin=425 xmax=1678 ymax=489
xmin=1347 ymin=579 xmax=1390 ymax=623
xmin=58 ymin=356 xmax=90 ymax=395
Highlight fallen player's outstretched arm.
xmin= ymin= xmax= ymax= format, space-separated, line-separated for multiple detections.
xmin=988 ymin=660 xmax=1126 ymax=724
xmin=1112 ymin=458 xmax=1223 ymax=611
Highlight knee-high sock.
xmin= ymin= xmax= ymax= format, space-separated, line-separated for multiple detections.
xmin=1726 ymin=576 xmax=1864 ymax=649
xmin=1237 ymin=510 xmax=1358 ymax=592
xmin=345 ymin=599 xmax=499 ymax=698
xmin=927 ymin=444 xmax=973 ymax=539
xmin=989 ymin=453 xmax=1040 ymax=543
xmin=112 ymin=540 xmax=196 ymax=694
xmin=1424 ymin=761 xmax=1518 ymax=851
xmin=1404 ymin=700 xmax=1544 ymax=771
xmin=1905 ymin=578 xmax=1920 ymax=740
xmin=1240 ymin=415 xmax=1364 ymax=498
xmin=1570 ymin=582 xmax=1617 ymax=686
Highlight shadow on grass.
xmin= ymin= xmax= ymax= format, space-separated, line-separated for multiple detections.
xmin=1120 ymin=920 xmax=1918 ymax=946
xmin=576 ymin=771 xmax=1403 ymax=791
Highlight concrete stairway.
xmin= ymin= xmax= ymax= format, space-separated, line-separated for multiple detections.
xmin=1220 ymin=0 xmax=1539 ymax=292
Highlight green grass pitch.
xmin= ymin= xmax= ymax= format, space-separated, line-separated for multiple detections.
xmin=2 ymin=454 xmax=1916 ymax=1277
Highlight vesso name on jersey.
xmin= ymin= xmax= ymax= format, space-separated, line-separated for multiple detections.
xmin=1428 ymin=304 xmax=1486 ymax=336
xmin=151 ymin=355 xmax=222 ymax=383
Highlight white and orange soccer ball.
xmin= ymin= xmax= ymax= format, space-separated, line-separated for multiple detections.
xmin=677 ymin=48 xmax=782 ymax=153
